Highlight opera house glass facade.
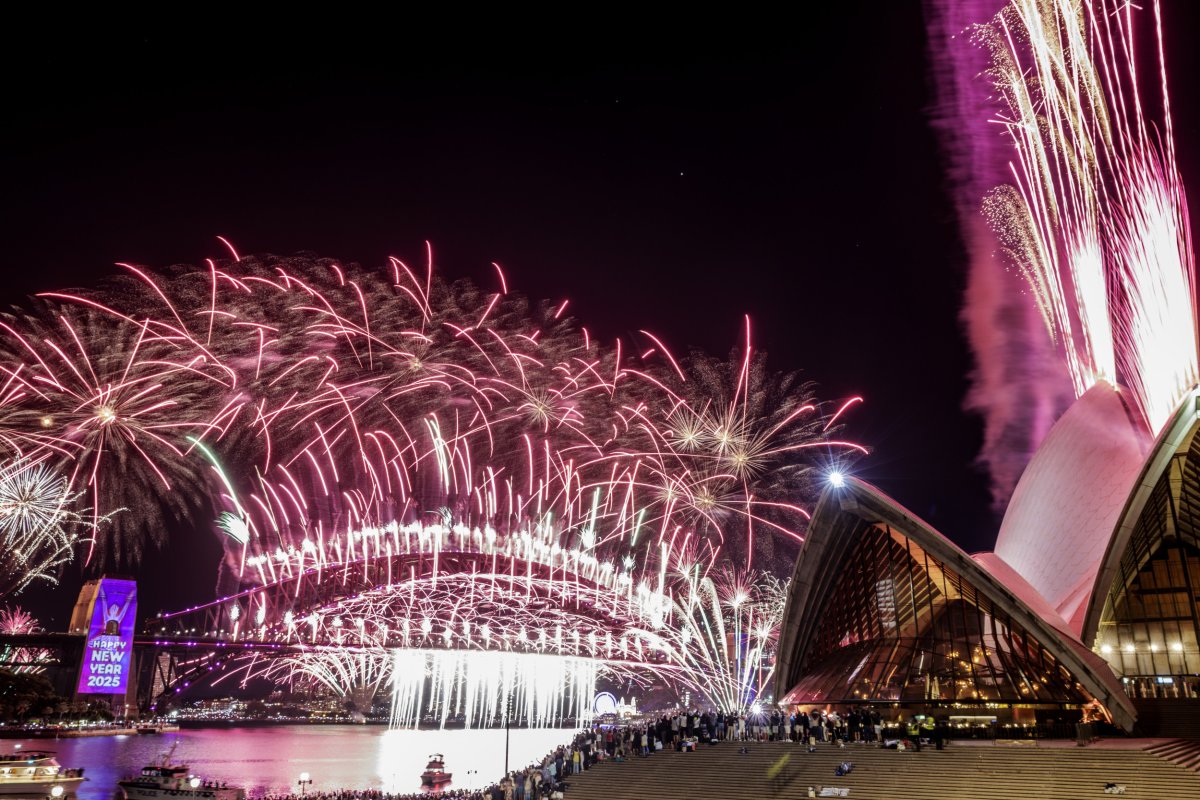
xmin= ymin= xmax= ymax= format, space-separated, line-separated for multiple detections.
xmin=788 ymin=523 xmax=1092 ymax=706
xmin=1092 ymin=416 xmax=1200 ymax=701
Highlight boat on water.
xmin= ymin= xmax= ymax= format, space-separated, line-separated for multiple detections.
xmin=136 ymin=723 xmax=181 ymax=735
xmin=0 ymin=750 xmax=85 ymax=795
xmin=118 ymin=744 xmax=244 ymax=800
xmin=420 ymin=754 xmax=452 ymax=787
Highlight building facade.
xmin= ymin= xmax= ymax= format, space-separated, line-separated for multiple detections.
xmin=775 ymin=384 xmax=1200 ymax=732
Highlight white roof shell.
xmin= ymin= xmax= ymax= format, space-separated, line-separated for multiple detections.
xmin=992 ymin=382 xmax=1151 ymax=635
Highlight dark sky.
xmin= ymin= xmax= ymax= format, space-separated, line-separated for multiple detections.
xmin=3 ymin=5 xmax=1198 ymax=626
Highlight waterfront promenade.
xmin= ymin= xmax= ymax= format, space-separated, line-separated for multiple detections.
xmin=559 ymin=738 xmax=1200 ymax=800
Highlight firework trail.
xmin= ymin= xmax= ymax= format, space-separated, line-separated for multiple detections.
xmin=0 ymin=302 xmax=220 ymax=565
xmin=982 ymin=0 xmax=1195 ymax=432
xmin=0 ymin=251 xmax=862 ymax=578
xmin=928 ymin=0 xmax=1197 ymax=503
xmin=659 ymin=567 xmax=786 ymax=714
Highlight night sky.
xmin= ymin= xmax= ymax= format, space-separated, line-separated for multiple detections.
xmin=3 ymin=5 xmax=1198 ymax=626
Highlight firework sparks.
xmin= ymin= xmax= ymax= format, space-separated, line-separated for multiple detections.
xmin=659 ymin=568 xmax=787 ymax=714
xmin=0 ymin=457 xmax=93 ymax=598
xmin=0 ymin=252 xmax=862 ymax=575
xmin=979 ymin=0 xmax=1196 ymax=432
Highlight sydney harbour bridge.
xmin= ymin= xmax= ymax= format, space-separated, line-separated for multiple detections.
xmin=4 ymin=523 xmax=679 ymax=726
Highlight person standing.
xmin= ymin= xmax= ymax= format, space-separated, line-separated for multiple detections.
xmin=907 ymin=716 xmax=922 ymax=752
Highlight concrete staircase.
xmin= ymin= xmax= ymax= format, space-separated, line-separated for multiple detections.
xmin=561 ymin=741 xmax=1200 ymax=800
xmin=1146 ymin=738 xmax=1200 ymax=772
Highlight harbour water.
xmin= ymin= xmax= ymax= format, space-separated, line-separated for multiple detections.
xmin=11 ymin=725 xmax=578 ymax=799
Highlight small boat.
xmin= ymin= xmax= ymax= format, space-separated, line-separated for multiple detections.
xmin=118 ymin=743 xmax=244 ymax=800
xmin=420 ymin=754 xmax=452 ymax=787
xmin=0 ymin=750 xmax=85 ymax=795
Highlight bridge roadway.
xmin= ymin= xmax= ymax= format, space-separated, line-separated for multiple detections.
xmin=0 ymin=630 xmax=348 ymax=654
xmin=0 ymin=630 xmax=398 ymax=709
xmin=0 ymin=630 xmax=664 ymax=711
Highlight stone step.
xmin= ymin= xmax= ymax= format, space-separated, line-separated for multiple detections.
xmin=557 ymin=742 xmax=1200 ymax=800
xmin=1146 ymin=738 xmax=1200 ymax=771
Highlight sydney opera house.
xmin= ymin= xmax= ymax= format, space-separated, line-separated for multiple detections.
xmin=775 ymin=383 xmax=1200 ymax=734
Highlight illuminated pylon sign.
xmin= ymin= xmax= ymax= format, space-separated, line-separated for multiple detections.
xmin=71 ymin=577 xmax=137 ymax=696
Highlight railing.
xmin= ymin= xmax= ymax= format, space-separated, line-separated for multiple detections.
xmin=878 ymin=721 xmax=1116 ymax=742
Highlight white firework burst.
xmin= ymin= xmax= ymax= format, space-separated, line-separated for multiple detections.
xmin=0 ymin=458 xmax=93 ymax=597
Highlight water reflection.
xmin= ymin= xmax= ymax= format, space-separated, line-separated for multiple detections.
xmin=10 ymin=726 xmax=576 ymax=799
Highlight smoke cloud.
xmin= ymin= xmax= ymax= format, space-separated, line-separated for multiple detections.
xmin=924 ymin=0 xmax=1075 ymax=509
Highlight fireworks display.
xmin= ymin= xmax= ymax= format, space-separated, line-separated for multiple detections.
xmin=6 ymin=1 xmax=1188 ymax=725
xmin=0 ymin=248 xmax=861 ymax=718
xmin=0 ymin=253 xmax=860 ymax=576
xmin=977 ymin=0 xmax=1196 ymax=434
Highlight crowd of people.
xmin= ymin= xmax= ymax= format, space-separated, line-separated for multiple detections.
xmin=252 ymin=707 xmax=939 ymax=800
xmin=623 ymin=708 xmax=892 ymax=746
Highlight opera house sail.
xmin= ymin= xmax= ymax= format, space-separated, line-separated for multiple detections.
xmin=775 ymin=387 xmax=1200 ymax=733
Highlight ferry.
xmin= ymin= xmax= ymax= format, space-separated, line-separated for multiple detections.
xmin=118 ymin=744 xmax=244 ymax=800
xmin=0 ymin=750 xmax=85 ymax=795
xmin=420 ymin=754 xmax=452 ymax=787
xmin=136 ymin=723 xmax=181 ymax=735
